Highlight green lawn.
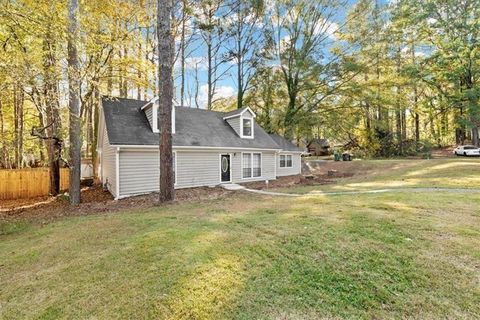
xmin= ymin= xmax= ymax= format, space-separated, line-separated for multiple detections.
xmin=1 ymin=159 xmax=480 ymax=319
xmin=282 ymin=158 xmax=480 ymax=194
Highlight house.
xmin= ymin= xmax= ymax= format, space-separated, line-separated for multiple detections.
xmin=306 ymin=138 xmax=330 ymax=156
xmin=97 ymin=97 xmax=304 ymax=199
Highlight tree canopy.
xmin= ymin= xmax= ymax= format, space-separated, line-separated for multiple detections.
xmin=0 ymin=0 xmax=478 ymax=174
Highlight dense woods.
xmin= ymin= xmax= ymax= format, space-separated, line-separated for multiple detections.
xmin=0 ymin=0 xmax=478 ymax=175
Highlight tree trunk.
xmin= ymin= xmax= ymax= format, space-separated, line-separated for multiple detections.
xmin=465 ymin=67 xmax=479 ymax=146
xmin=119 ymin=45 xmax=128 ymax=98
xmin=92 ymin=87 xmax=100 ymax=177
xmin=395 ymin=108 xmax=402 ymax=152
xmin=414 ymin=112 xmax=420 ymax=143
xmin=157 ymin=0 xmax=175 ymax=203
xmin=43 ymin=31 xmax=62 ymax=196
xmin=86 ymin=98 xmax=93 ymax=157
xmin=472 ymin=125 xmax=479 ymax=146
xmin=236 ymin=32 xmax=243 ymax=110
xmin=401 ymin=108 xmax=407 ymax=141
xmin=207 ymin=32 xmax=213 ymax=110
xmin=429 ymin=110 xmax=436 ymax=144
xmin=283 ymin=88 xmax=297 ymax=139
xmin=68 ymin=0 xmax=81 ymax=204
xmin=37 ymin=112 xmax=45 ymax=164
xmin=455 ymin=106 xmax=465 ymax=145
xmin=107 ymin=61 xmax=113 ymax=95
xmin=0 ymin=97 xmax=6 ymax=168
xmin=411 ymin=40 xmax=420 ymax=145
xmin=144 ymin=27 xmax=151 ymax=101
xmin=136 ymin=31 xmax=143 ymax=100
xmin=395 ymin=42 xmax=402 ymax=154
xmin=180 ymin=0 xmax=186 ymax=106
xmin=13 ymin=84 xmax=24 ymax=168
xmin=13 ymin=86 xmax=19 ymax=168
xmin=50 ymin=140 xmax=61 ymax=195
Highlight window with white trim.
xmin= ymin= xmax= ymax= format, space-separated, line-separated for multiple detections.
xmin=280 ymin=154 xmax=293 ymax=168
xmin=242 ymin=153 xmax=251 ymax=178
xmin=286 ymin=155 xmax=292 ymax=167
xmin=242 ymin=118 xmax=252 ymax=137
xmin=242 ymin=152 xmax=261 ymax=178
xmin=252 ymin=153 xmax=261 ymax=177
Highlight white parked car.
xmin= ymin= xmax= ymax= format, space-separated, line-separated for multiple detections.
xmin=453 ymin=145 xmax=480 ymax=156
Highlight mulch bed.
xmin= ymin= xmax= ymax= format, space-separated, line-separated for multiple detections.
xmin=240 ymin=172 xmax=351 ymax=190
xmin=0 ymin=184 xmax=232 ymax=224
xmin=1 ymin=170 xmax=352 ymax=223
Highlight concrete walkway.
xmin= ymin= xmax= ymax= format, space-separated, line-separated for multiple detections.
xmin=221 ymin=183 xmax=480 ymax=197
xmin=221 ymin=183 xmax=247 ymax=191
xmin=222 ymin=183 xmax=301 ymax=197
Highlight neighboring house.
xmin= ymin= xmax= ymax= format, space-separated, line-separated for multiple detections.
xmin=97 ymin=97 xmax=303 ymax=199
xmin=307 ymin=138 xmax=330 ymax=156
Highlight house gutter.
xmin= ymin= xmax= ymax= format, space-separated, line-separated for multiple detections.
xmin=110 ymin=144 xmax=282 ymax=152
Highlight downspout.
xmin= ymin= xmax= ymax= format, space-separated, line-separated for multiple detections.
xmin=115 ymin=147 xmax=120 ymax=200
xmin=274 ymin=152 xmax=277 ymax=179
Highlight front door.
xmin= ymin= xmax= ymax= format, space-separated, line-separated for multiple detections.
xmin=221 ymin=154 xmax=231 ymax=182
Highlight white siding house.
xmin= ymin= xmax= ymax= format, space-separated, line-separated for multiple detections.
xmin=276 ymin=152 xmax=302 ymax=177
xmin=98 ymin=108 xmax=118 ymax=197
xmin=97 ymin=97 xmax=303 ymax=199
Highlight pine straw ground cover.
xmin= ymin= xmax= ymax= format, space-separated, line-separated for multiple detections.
xmin=0 ymin=159 xmax=479 ymax=319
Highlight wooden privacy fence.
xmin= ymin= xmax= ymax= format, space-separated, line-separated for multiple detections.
xmin=0 ymin=168 xmax=69 ymax=200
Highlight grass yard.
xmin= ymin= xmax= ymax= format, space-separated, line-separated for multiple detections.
xmin=1 ymin=159 xmax=479 ymax=319
xmin=286 ymin=157 xmax=480 ymax=194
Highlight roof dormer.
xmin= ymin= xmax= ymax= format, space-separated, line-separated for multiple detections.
xmin=141 ymin=97 xmax=176 ymax=134
xmin=223 ymin=107 xmax=256 ymax=139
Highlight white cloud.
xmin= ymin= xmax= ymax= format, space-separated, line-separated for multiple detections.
xmin=216 ymin=85 xmax=235 ymax=98
xmin=415 ymin=51 xmax=427 ymax=58
xmin=313 ymin=19 xmax=339 ymax=40
xmin=280 ymin=35 xmax=292 ymax=53
xmin=185 ymin=57 xmax=208 ymax=70
xmin=401 ymin=46 xmax=427 ymax=58
xmin=174 ymin=56 xmax=208 ymax=72
xmin=197 ymin=84 xmax=235 ymax=108
xmin=174 ymin=18 xmax=195 ymax=42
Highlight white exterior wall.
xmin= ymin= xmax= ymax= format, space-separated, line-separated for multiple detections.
xmin=115 ymin=148 xmax=279 ymax=198
xmin=276 ymin=153 xmax=302 ymax=177
xmin=119 ymin=149 xmax=159 ymax=197
xmin=101 ymin=126 xmax=118 ymax=198
xmin=176 ymin=151 xmax=219 ymax=188
xmin=144 ymin=105 xmax=154 ymax=130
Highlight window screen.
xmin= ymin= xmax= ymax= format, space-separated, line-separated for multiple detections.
xmin=243 ymin=118 xmax=252 ymax=137
xmin=252 ymin=153 xmax=261 ymax=177
xmin=286 ymin=155 xmax=292 ymax=167
xmin=280 ymin=155 xmax=286 ymax=167
xmin=242 ymin=153 xmax=252 ymax=178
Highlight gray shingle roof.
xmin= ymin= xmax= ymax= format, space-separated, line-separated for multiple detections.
xmin=222 ymin=106 xmax=249 ymax=118
xmin=269 ymin=134 xmax=304 ymax=152
xmin=307 ymin=138 xmax=330 ymax=147
xmin=102 ymin=97 xmax=282 ymax=150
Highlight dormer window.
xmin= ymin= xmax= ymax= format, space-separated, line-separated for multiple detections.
xmin=223 ymin=106 xmax=256 ymax=139
xmin=242 ymin=118 xmax=252 ymax=137
xmin=141 ymin=97 xmax=176 ymax=134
